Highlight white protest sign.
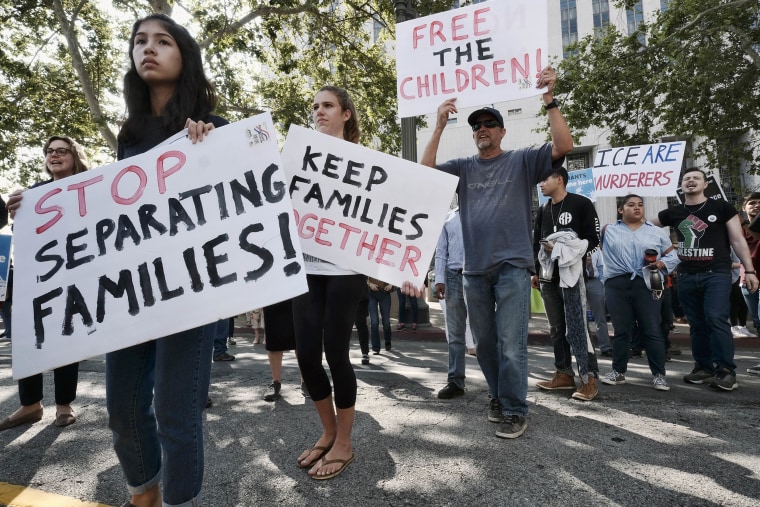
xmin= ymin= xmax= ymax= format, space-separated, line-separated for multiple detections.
xmin=592 ymin=141 xmax=686 ymax=197
xmin=280 ymin=125 xmax=458 ymax=288
xmin=396 ymin=0 xmax=549 ymax=118
xmin=12 ymin=113 xmax=308 ymax=379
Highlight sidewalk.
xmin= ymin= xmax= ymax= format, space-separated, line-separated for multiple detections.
xmin=235 ymin=299 xmax=760 ymax=350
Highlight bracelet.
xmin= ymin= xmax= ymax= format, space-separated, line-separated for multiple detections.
xmin=746 ymin=271 xmax=756 ymax=275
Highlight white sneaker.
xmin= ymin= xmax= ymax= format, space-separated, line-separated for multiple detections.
xmin=731 ymin=326 xmax=742 ymax=337
xmin=747 ymin=363 xmax=760 ymax=376
xmin=653 ymin=374 xmax=670 ymax=391
xmin=737 ymin=326 xmax=756 ymax=337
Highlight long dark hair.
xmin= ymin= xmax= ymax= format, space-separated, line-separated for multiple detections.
xmin=317 ymin=85 xmax=360 ymax=144
xmin=118 ymin=14 xmax=217 ymax=147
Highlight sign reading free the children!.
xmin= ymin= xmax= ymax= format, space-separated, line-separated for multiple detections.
xmin=396 ymin=0 xmax=549 ymax=118
xmin=280 ymin=125 xmax=458 ymax=289
xmin=11 ymin=113 xmax=308 ymax=379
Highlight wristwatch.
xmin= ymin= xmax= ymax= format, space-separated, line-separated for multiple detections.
xmin=543 ymin=98 xmax=559 ymax=110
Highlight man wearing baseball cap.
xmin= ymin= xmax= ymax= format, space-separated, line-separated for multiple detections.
xmin=419 ymin=66 xmax=573 ymax=439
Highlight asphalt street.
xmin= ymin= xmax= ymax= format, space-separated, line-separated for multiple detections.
xmin=1 ymin=307 xmax=760 ymax=506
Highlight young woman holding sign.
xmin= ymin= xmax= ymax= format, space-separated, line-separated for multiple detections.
xmin=293 ymin=86 xmax=366 ymax=480
xmin=0 ymin=135 xmax=89 ymax=432
xmin=106 ymin=14 xmax=227 ymax=507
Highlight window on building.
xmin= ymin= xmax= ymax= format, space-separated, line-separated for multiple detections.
xmin=626 ymin=1 xmax=644 ymax=33
xmin=560 ymin=0 xmax=578 ymax=58
xmin=566 ymin=151 xmax=590 ymax=172
xmin=373 ymin=19 xmax=383 ymax=43
xmin=592 ymin=0 xmax=610 ymax=37
xmin=660 ymin=0 xmax=670 ymax=12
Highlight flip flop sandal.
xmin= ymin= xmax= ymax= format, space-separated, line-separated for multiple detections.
xmin=311 ymin=453 xmax=355 ymax=480
xmin=297 ymin=444 xmax=331 ymax=469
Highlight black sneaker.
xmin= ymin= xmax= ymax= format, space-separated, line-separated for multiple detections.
xmin=709 ymin=369 xmax=738 ymax=391
xmin=361 ymin=354 xmax=370 ymax=365
xmin=488 ymin=398 xmax=502 ymax=423
xmin=437 ymin=382 xmax=464 ymax=399
xmin=264 ymin=381 xmax=282 ymax=402
xmin=495 ymin=415 xmax=527 ymax=439
xmin=385 ymin=342 xmax=392 ymax=351
xmin=213 ymin=352 xmax=235 ymax=362
xmin=683 ymin=364 xmax=715 ymax=384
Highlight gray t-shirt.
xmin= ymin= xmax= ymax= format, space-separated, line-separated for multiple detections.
xmin=437 ymin=144 xmax=558 ymax=274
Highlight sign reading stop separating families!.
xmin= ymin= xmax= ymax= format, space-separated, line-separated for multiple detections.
xmin=280 ymin=125 xmax=458 ymax=289
xmin=396 ymin=0 xmax=549 ymax=118
xmin=11 ymin=113 xmax=308 ymax=379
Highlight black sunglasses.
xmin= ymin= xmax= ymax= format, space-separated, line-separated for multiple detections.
xmin=470 ymin=119 xmax=501 ymax=131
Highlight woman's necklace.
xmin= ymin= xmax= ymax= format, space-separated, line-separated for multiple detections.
xmin=550 ymin=198 xmax=565 ymax=233
xmin=683 ymin=200 xmax=708 ymax=214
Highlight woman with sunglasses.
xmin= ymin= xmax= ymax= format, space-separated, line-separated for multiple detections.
xmin=0 ymin=135 xmax=89 ymax=431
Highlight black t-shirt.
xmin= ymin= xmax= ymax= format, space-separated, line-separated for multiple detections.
xmin=533 ymin=192 xmax=600 ymax=280
xmin=657 ymin=198 xmax=736 ymax=273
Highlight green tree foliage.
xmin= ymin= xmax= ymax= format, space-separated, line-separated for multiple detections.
xmin=556 ymin=0 xmax=759 ymax=184
xmin=0 ymin=0 xmax=453 ymax=191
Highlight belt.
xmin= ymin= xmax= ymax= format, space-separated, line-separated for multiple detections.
xmin=447 ymin=268 xmax=463 ymax=274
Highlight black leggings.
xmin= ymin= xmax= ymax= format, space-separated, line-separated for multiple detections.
xmin=18 ymin=362 xmax=79 ymax=406
xmin=293 ymin=274 xmax=365 ymax=409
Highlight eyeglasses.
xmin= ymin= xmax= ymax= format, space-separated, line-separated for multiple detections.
xmin=45 ymin=148 xmax=71 ymax=157
xmin=470 ymin=120 xmax=501 ymax=131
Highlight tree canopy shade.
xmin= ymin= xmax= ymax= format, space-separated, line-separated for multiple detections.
xmin=555 ymin=0 xmax=760 ymax=187
xmin=0 ymin=0 xmax=453 ymax=190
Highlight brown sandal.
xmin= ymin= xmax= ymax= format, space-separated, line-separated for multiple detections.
xmin=297 ymin=444 xmax=332 ymax=469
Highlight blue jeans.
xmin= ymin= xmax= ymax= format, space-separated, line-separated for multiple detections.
xmin=212 ymin=319 xmax=230 ymax=357
xmin=397 ymin=288 xmax=419 ymax=324
xmin=741 ymin=285 xmax=760 ymax=330
xmin=444 ymin=268 xmax=468 ymax=389
xmin=585 ymin=277 xmax=612 ymax=353
xmin=368 ymin=290 xmax=391 ymax=351
xmin=464 ymin=262 xmax=530 ymax=417
xmin=604 ymin=275 xmax=666 ymax=376
xmin=106 ymin=324 xmax=214 ymax=506
xmin=539 ymin=279 xmax=595 ymax=380
xmin=677 ymin=271 xmax=735 ymax=373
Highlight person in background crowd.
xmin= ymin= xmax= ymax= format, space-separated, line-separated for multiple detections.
xmin=354 ymin=285 xmax=371 ymax=365
xmin=396 ymin=287 xmax=419 ymax=333
xmin=728 ymin=249 xmax=753 ymax=338
xmin=585 ymin=248 xmax=612 ymax=357
xmin=600 ymin=194 xmax=679 ymax=391
xmin=652 ymin=169 xmax=758 ymax=391
xmin=532 ymin=167 xmax=600 ymax=401
xmin=739 ymin=192 xmax=760 ymax=375
xmin=418 ymin=65 xmax=573 ymax=439
xmin=1 ymin=135 xmax=89 ymax=432
xmin=368 ymin=277 xmax=394 ymax=356
xmin=434 ymin=207 xmax=474 ymax=399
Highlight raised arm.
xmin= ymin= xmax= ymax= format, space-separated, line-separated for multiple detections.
xmin=537 ymin=66 xmax=573 ymax=161
xmin=421 ymin=98 xmax=457 ymax=168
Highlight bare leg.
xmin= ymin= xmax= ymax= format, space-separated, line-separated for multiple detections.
xmin=268 ymin=350 xmax=283 ymax=382
xmin=308 ymin=402 xmax=355 ymax=477
xmin=55 ymin=403 xmax=74 ymax=417
xmin=129 ymin=483 xmax=161 ymax=507
xmin=297 ymin=397 xmax=338 ymax=467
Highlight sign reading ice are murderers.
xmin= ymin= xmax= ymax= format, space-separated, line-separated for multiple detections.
xmin=280 ymin=125 xmax=458 ymax=288
xmin=11 ymin=113 xmax=308 ymax=379
xmin=592 ymin=141 xmax=687 ymax=197
xmin=396 ymin=0 xmax=549 ymax=118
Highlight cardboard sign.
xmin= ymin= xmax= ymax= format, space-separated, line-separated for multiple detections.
xmin=396 ymin=0 xmax=549 ymax=118
xmin=674 ymin=173 xmax=726 ymax=203
xmin=0 ymin=235 xmax=10 ymax=301
xmin=11 ymin=113 xmax=308 ymax=379
xmin=592 ymin=141 xmax=686 ymax=197
xmin=280 ymin=125 xmax=458 ymax=288
xmin=537 ymin=168 xmax=596 ymax=205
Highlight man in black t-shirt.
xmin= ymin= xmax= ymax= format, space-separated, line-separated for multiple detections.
xmin=532 ymin=167 xmax=600 ymax=401
xmin=653 ymin=168 xmax=758 ymax=390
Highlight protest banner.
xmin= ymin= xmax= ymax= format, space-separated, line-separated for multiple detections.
xmin=592 ymin=141 xmax=686 ymax=197
xmin=396 ymin=0 xmax=549 ymax=118
xmin=674 ymin=173 xmax=726 ymax=203
xmin=537 ymin=167 xmax=595 ymax=205
xmin=0 ymin=235 xmax=10 ymax=301
xmin=280 ymin=125 xmax=459 ymax=288
xmin=11 ymin=113 xmax=308 ymax=379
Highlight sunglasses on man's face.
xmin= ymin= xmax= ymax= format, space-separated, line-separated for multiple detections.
xmin=471 ymin=119 xmax=500 ymax=132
